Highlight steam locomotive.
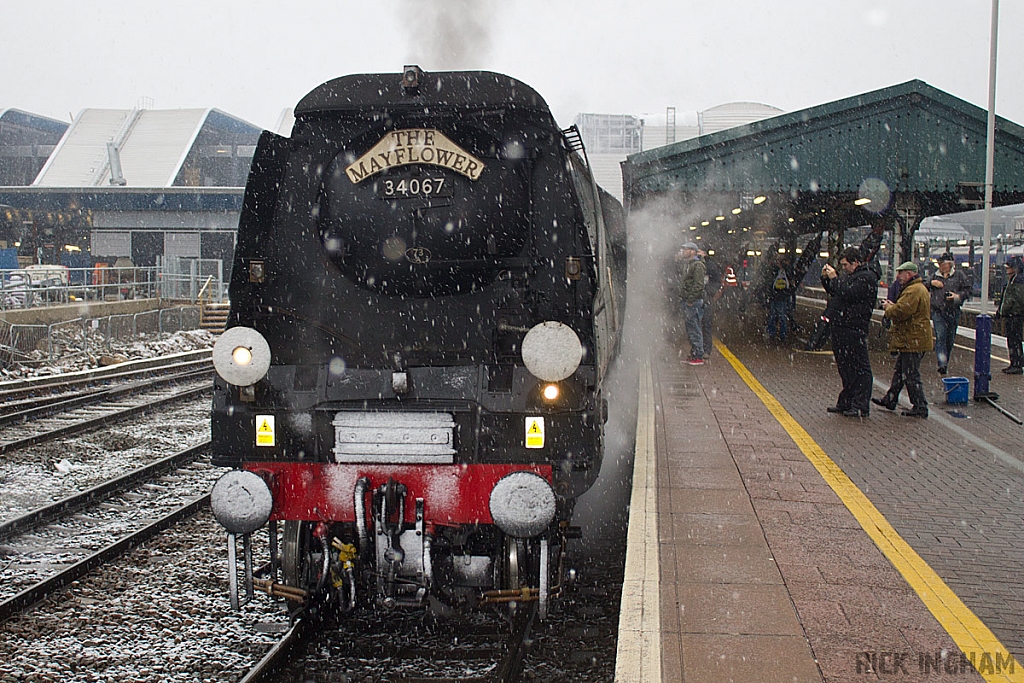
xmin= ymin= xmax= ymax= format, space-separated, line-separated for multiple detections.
xmin=208 ymin=66 xmax=625 ymax=619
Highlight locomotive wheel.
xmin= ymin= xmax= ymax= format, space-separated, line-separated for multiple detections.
xmin=504 ymin=536 xmax=522 ymax=592
xmin=281 ymin=521 xmax=316 ymax=602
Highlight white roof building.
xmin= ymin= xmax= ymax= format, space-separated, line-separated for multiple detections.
xmin=33 ymin=108 xmax=261 ymax=188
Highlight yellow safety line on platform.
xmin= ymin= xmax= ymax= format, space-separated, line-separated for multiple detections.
xmin=614 ymin=358 xmax=661 ymax=683
xmin=715 ymin=338 xmax=1023 ymax=683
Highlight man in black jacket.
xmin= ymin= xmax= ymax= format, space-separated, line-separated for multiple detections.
xmin=925 ymin=253 xmax=972 ymax=374
xmin=822 ymin=246 xmax=879 ymax=417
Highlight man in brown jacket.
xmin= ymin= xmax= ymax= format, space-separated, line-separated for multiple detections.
xmin=873 ymin=261 xmax=932 ymax=418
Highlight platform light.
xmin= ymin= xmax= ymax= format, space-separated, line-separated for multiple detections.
xmin=695 ymin=235 xmax=702 ymax=240
xmin=747 ymin=250 xmax=756 ymax=256
xmin=957 ymin=239 xmax=968 ymax=246
xmin=707 ymin=250 xmax=715 ymax=255
xmin=788 ymin=218 xmax=795 ymax=223
xmin=819 ymin=251 xmax=829 ymax=258
xmin=732 ymin=208 xmax=742 ymax=214
xmin=689 ymin=225 xmax=697 ymax=230
xmin=820 ymin=208 xmax=826 ymax=213
xmin=715 ymin=215 xmax=725 ymax=221
xmin=701 ymin=220 xmax=710 ymax=226
xmin=753 ymin=195 xmax=766 ymax=204
xmin=854 ymin=197 xmax=872 ymax=206
xmin=778 ymin=247 xmax=786 ymax=253
xmin=795 ymin=248 xmax=803 ymax=254
xmin=755 ymin=250 xmax=762 ymax=256
xmin=742 ymin=227 xmax=750 ymax=231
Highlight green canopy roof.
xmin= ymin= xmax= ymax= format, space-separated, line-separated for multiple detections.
xmin=624 ymin=79 xmax=1024 ymax=201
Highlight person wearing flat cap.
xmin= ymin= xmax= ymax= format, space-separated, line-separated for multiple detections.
xmin=926 ymin=252 xmax=972 ymax=374
xmin=874 ymin=261 xmax=932 ymax=418
xmin=674 ymin=241 xmax=707 ymax=365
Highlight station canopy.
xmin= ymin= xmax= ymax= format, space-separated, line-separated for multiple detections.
xmin=621 ymin=80 xmax=1024 ymax=253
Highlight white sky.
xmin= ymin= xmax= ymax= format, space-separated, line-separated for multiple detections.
xmin=5 ymin=0 xmax=1022 ymax=132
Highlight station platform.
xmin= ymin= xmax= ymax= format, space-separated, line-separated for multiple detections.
xmin=615 ymin=312 xmax=1024 ymax=683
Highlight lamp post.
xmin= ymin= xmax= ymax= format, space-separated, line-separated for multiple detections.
xmin=975 ymin=0 xmax=1000 ymax=400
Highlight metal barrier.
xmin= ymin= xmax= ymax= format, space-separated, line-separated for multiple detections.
xmin=0 ymin=264 xmax=225 ymax=312
xmin=0 ymin=306 xmax=202 ymax=368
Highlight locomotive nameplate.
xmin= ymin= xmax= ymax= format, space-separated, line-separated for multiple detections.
xmin=346 ymin=129 xmax=484 ymax=183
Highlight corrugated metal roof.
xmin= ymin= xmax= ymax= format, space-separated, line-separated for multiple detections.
xmin=34 ymin=109 xmax=134 ymax=186
xmin=101 ymin=109 xmax=206 ymax=186
xmin=33 ymin=108 xmax=261 ymax=188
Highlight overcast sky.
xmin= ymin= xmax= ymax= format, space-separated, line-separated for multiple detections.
xmin=5 ymin=1 xmax=1022 ymax=132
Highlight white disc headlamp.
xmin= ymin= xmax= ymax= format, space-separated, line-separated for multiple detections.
xmin=521 ymin=321 xmax=583 ymax=381
xmin=213 ymin=326 xmax=271 ymax=386
xmin=489 ymin=471 xmax=556 ymax=538
xmin=210 ymin=470 xmax=273 ymax=535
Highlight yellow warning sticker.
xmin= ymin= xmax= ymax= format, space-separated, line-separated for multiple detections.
xmin=525 ymin=416 xmax=545 ymax=449
xmin=256 ymin=415 xmax=275 ymax=447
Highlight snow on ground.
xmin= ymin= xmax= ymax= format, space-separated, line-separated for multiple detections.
xmin=0 ymin=329 xmax=217 ymax=381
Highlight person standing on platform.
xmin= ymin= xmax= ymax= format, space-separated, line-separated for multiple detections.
xmin=767 ymin=254 xmax=795 ymax=343
xmin=675 ymin=242 xmax=707 ymax=366
xmin=873 ymin=262 xmax=932 ymax=418
xmin=699 ymin=250 xmax=724 ymax=359
xmin=997 ymin=256 xmax=1024 ymax=374
xmin=926 ymin=253 xmax=973 ymax=374
xmin=822 ymin=246 xmax=878 ymax=417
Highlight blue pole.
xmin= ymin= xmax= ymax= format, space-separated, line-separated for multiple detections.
xmin=975 ymin=314 xmax=993 ymax=397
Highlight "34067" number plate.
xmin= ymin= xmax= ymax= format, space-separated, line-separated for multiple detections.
xmin=376 ymin=175 xmax=453 ymax=199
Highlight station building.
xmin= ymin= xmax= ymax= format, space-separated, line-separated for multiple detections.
xmin=0 ymin=107 xmax=263 ymax=276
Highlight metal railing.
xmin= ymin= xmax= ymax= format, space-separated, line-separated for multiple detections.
xmin=0 ymin=264 xmax=226 ymax=312
xmin=0 ymin=306 xmax=202 ymax=368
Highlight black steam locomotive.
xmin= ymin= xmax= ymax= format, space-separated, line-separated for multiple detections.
xmin=208 ymin=67 xmax=625 ymax=619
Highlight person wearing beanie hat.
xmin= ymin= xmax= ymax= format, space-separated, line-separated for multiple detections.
xmin=874 ymin=261 xmax=932 ymax=417
xmin=997 ymin=257 xmax=1024 ymax=374
xmin=821 ymin=246 xmax=878 ymax=417
xmin=925 ymin=253 xmax=973 ymax=375
xmin=674 ymin=241 xmax=706 ymax=365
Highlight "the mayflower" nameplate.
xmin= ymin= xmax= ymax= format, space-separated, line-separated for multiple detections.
xmin=345 ymin=128 xmax=485 ymax=183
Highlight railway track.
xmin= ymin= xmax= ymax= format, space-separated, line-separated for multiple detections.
xmin=0 ymin=364 xmax=213 ymax=426
xmin=0 ymin=376 xmax=212 ymax=455
xmin=0 ymin=349 xmax=212 ymax=400
xmin=0 ymin=443 xmax=216 ymax=622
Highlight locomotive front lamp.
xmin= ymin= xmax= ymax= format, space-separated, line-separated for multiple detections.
xmin=541 ymin=384 xmax=560 ymax=401
xmin=232 ymin=346 xmax=253 ymax=366
xmin=214 ymin=326 xmax=272 ymax=386
xmin=521 ymin=321 xmax=583 ymax=382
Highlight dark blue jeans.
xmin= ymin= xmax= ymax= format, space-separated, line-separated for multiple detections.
xmin=767 ymin=299 xmax=789 ymax=340
xmin=682 ymin=300 xmax=705 ymax=359
xmin=932 ymin=309 xmax=960 ymax=369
